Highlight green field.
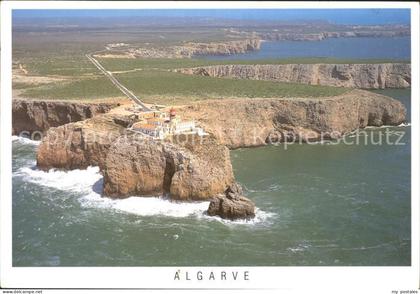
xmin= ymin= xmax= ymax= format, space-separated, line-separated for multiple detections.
xmin=21 ymin=68 xmax=349 ymax=104
xmin=17 ymin=55 xmax=411 ymax=103
xmin=18 ymin=56 xmax=99 ymax=76
xmin=21 ymin=77 xmax=121 ymax=100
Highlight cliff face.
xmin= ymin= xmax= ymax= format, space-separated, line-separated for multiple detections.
xmin=176 ymin=89 xmax=406 ymax=149
xmin=36 ymin=114 xmax=235 ymax=200
xmin=97 ymin=39 xmax=261 ymax=59
xmin=36 ymin=114 xmax=126 ymax=171
xmin=257 ymin=30 xmax=410 ymax=41
xmin=186 ymin=39 xmax=261 ymax=57
xmin=176 ymin=63 xmax=411 ymax=89
xmin=12 ymin=99 xmax=118 ymax=135
xmin=35 ymin=90 xmax=406 ymax=201
xmin=103 ymin=135 xmax=235 ymax=200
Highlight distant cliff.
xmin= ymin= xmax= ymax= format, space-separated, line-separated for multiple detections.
xmin=12 ymin=99 xmax=118 ymax=135
xmin=186 ymin=39 xmax=261 ymax=57
xmin=176 ymin=89 xmax=406 ymax=148
xmin=175 ymin=63 xmax=411 ymax=89
xmin=256 ymin=30 xmax=410 ymax=41
xmin=96 ymin=39 xmax=261 ymax=59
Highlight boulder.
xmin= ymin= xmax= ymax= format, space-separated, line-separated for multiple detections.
xmin=207 ymin=183 xmax=256 ymax=220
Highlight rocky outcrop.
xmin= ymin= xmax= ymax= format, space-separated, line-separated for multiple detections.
xmin=175 ymin=63 xmax=411 ymax=89
xmin=103 ymin=134 xmax=235 ymax=200
xmin=36 ymin=89 xmax=406 ymax=207
xmin=207 ymin=183 xmax=255 ymax=220
xmin=97 ymin=39 xmax=261 ymax=59
xmin=37 ymin=115 xmax=235 ymax=200
xmin=37 ymin=90 xmax=407 ymax=168
xmin=12 ymin=99 xmax=118 ymax=136
xmin=176 ymin=89 xmax=406 ymax=148
xmin=36 ymin=114 xmax=126 ymax=170
xmin=186 ymin=39 xmax=261 ymax=57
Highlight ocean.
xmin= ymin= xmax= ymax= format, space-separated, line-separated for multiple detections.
xmin=12 ymin=89 xmax=411 ymax=266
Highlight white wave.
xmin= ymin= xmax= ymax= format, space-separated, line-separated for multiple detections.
xmin=364 ymin=122 xmax=411 ymax=129
xmin=16 ymin=163 xmax=273 ymax=225
xmin=398 ymin=122 xmax=411 ymax=127
xmin=201 ymin=208 xmax=276 ymax=226
xmin=311 ymin=140 xmax=332 ymax=145
xmin=287 ymin=243 xmax=312 ymax=253
xmin=81 ymin=192 xmax=211 ymax=218
xmin=12 ymin=135 xmax=41 ymax=146
xmin=16 ymin=165 xmax=102 ymax=193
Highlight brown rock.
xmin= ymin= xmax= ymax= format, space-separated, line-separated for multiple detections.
xmin=175 ymin=63 xmax=411 ymax=89
xmin=12 ymin=99 xmax=118 ymax=136
xmin=177 ymin=89 xmax=406 ymax=148
xmin=102 ymin=134 xmax=235 ymax=200
xmin=35 ymin=89 xmax=406 ymax=203
xmin=98 ymin=39 xmax=261 ymax=59
xmin=207 ymin=184 xmax=256 ymax=220
xmin=36 ymin=115 xmax=125 ymax=170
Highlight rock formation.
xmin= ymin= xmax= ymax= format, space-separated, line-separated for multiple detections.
xmin=12 ymin=99 xmax=118 ymax=136
xmin=176 ymin=89 xmax=406 ymax=148
xmin=175 ymin=63 xmax=411 ymax=89
xmin=97 ymin=39 xmax=261 ymax=59
xmin=34 ymin=89 xmax=406 ymax=219
xmin=36 ymin=114 xmax=126 ymax=170
xmin=207 ymin=183 xmax=256 ymax=220
xmin=36 ymin=114 xmax=235 ymax=201
xmin=256 ymin=29 xmax=410 ymax=41
xmin=103 ymin=134 xmax=235 ymax=200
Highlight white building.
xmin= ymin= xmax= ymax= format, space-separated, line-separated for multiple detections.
xmin=130 ymin=108 xmax=206 ymax=139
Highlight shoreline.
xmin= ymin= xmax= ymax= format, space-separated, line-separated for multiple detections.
xmin=12 ymin=88 xmax=407 ymax=221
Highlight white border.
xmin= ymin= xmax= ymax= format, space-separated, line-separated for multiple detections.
xmin=1 ymin=2 xmax=419 ymax=292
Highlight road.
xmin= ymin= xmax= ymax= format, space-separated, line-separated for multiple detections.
xmin=86 ymin=53 xmax=151 ymax=111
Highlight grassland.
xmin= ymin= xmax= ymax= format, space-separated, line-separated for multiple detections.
xmin=21 ymin=77 xmax=121 ymax=100
xmin=16 ymin=56 xmax=98 ymax=76
xmin=17 ymin=54 xmax=412 ymax=103
xmin=19 ymin=64 xmax=349 ymax=104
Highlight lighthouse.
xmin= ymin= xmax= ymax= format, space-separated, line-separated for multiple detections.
xmin=169 ymin=107 xmax=176 ymax=120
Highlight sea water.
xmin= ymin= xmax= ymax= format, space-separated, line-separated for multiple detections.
xmin=12 ymin=89 xmax=411 ymax=266
xmin=201 ymin=37 xmax=410 ymax=60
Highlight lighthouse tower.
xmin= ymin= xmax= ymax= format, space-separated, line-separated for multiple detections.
xmin=169 ymin=107 xmax=176 ymax=121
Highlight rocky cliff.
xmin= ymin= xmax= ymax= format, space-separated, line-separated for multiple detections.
xmin=256 ymin=30 xmax=410 ymax=41
xmin=103 ymin=134 xmax=235 ymax=200
xmin=185 ymin=38 xmax=261 ymax=57
xmin=34 ymin=90 xmax=405 ymax=217
xmin=176 ymin=89 xmax=406 ymax=148
xmin=97 ymin=39 xmax=261 ymax=59
xmin=175 ymin=63 xmax=411 ymax=89
xmin=36 ymin=114 xmax=126 ymax=170
xmin=36 ymin=113 xmax=235 ymax=201
xmin=12 ymin=99 xmax=118 ymax=136
xmin=36 ymin=90 xmax=406 ymax=164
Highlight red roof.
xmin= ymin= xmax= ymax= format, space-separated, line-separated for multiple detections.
xmin=133 ymin=123 xmax=157 ymax=130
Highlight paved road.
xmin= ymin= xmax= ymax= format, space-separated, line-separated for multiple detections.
xmin=86 ymin=53 xmax=151 ymax=111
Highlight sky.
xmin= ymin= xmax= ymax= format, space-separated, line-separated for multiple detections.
xmin=12 ymin=9 xmax=410 ymax=25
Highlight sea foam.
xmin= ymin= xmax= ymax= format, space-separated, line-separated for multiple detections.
xmin=12 ymin=135 xmax=41 ymax=146
xmin=364 ymin=122 xmax=411 ymax=129
xmin=16 ymin=163 xmax=273 ymax=225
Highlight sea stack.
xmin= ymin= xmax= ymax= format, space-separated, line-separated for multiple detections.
xmin=207 ymin=183 xmax=256 ymax=220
